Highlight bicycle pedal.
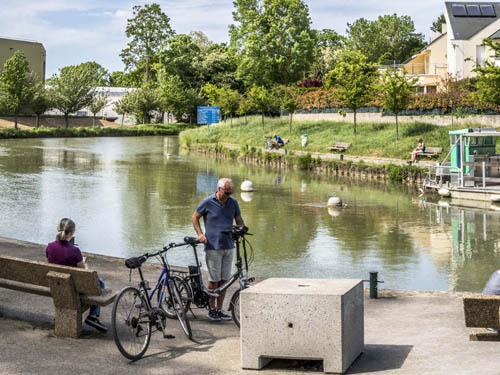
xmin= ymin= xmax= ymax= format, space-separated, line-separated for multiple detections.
xmin=247 ymin=277 xmax=255 ymax=283
xmin=164 ymin=334 xmax=175 ymax=339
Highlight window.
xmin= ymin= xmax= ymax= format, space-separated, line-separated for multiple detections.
xmin=477 ymin=45 xmax=486 ymax=67
xmin=426 ymin=86 xmax=437 ymax=94
xmin=466 ymin=4 xmax=481 ymax=16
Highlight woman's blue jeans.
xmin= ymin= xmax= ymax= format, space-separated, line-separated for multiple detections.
xmin=89 ymin=279 xmax=105 ymax=317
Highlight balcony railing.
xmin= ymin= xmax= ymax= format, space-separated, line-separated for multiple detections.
xmin=404 ymin=63 xmax=447 ymax=75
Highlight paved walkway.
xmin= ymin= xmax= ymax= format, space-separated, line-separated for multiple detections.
xmin=221 ymin=143 xmax=436 ymax=168
xmin=1 ymin=237 xmax=499 ymax=375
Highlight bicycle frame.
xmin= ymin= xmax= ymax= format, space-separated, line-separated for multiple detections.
xmin=134 ymin=252 xmax=173 ymax=311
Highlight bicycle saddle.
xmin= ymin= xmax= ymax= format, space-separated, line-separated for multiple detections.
xmin=125 ymin=256 xmax=147 ymax=269
xmin=184 ymin=236 xmax=200 ymax=245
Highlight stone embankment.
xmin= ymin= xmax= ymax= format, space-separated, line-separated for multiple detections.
xmin=187 ymin=143 xmax=432 ymax=185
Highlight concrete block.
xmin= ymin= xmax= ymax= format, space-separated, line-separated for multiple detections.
xmin=240 ymin=278 xmax=364 ymax=374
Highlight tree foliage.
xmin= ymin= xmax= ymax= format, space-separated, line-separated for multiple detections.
xmin=120 ymin=3 xmax=174 ymax=83
xmin=88 ymin=90 xmax=109 ymax=126
xmin=122 ymin=85 xmax=162 ymax=124
xmin=30 ymin=82 xmax=52 ymax=128
xmin=230 ymin=0 xmax=316 ymax=86
xmin=378 ymin=69 xmax=417 ymax=140
xmin=48 ymin=64 xmax=97 ymax=128
xmin=247 ymin=85 xmax=274 ymax=128
xmin=473 ymin=39 xmax=500 ymax=108
xmin=158 ymin=72 xmax=202 ymax=123
xmin=346 ymin=14 xmax=426 ymax=64
xmin=431 ymin=14 xmax=446 ymax=33
xmin=0 ymin=51 xmax=37 ymax=128
xmin=326 ymin=50 xmax=378 ymax=135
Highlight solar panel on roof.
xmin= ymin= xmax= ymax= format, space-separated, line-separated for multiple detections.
xmin=452 ymin=4 xmax=467 ymax=16
xmin=466 ymin=4 xmax=481 ymax=16
xmin=480 ymin=4 xmax=496 ymax=16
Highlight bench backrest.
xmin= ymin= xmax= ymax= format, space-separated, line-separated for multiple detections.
xmin=424 ymin=147 xmax=442 ymax=153
xmin=0 ymin=255 xmax=102 ymax=296
xmin=463 ymin=295 xmax=500 ymax=328
xmin=333 ymin=142 xmax=351 ymax=148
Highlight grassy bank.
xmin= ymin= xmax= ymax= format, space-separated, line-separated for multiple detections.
xmin=180 ymin=116 xmax=457 ymax=160
xmin=0 ymin=123 xmax=195 ymax=139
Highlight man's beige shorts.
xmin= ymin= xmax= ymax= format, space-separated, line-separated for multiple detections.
xmin=205 ymin=249 xmax=234 ymax=282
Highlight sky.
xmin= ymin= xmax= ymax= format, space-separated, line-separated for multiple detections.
xmin=0 ymin=0 xmax=447 ymax=77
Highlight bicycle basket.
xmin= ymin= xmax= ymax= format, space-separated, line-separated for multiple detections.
xmin=125 ymin=256 xmax=147 ymax=269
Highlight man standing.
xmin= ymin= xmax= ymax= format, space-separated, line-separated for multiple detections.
xmin=192 ymin=178 xmax=245 ymax=321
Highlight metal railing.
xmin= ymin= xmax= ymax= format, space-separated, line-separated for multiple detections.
xmin=405 ymin=63 xmax=448 ymax=75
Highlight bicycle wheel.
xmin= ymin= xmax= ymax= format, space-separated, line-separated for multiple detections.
xmin=169 ymin=278 xmax=192 ymax=339
xmin=159 ymin=275 xmax=192 ymax=319
xmin=230 ymin=289 xmax=242 ymax=328
xmin=112 ymin=286 xmax=152 ymax=360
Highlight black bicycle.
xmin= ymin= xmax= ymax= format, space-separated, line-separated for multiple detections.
xmin=111 ymin=241 xmax=192 ymax=360
xmin=175 ymin=225 xmax=255 ymax=328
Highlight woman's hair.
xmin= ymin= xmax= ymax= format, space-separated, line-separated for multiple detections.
xmin=56 ymin=218 xmax=76 ymax=241
xmin=418 ymin=138 xmax=423 ymax=142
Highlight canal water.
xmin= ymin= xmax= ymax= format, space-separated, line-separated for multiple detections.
xmin=1 ymin=136 xmax=499 ymax=292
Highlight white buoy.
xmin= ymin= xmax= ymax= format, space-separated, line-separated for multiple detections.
xmin=241 ymin=180 xmax=254 ymax=192
xmin=438 ymin=188 xmax=451 ymax=197
xmin=240 ymin=192 xmax=254 ymax=202
xmin=328 ymin=193 xmax=342 ymax=207
xmin=328 ymin=207 xmax=341 ymax=217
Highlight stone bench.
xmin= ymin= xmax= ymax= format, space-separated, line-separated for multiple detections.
xmin=412 ymin=146 xmax=443 ymax=159
xmin=463 ymin=294 xmax=500 ymax=341
xmin=240 ymin=278 xmax=364 ymax=373
xmin=328 ymin=142 xmax=351 ymax=152
xmin=0 ymin=255 xmax=117 ymax=338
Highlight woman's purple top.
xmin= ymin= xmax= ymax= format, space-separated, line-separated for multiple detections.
xmin=46 ymin=240 xmax=83 ymax=267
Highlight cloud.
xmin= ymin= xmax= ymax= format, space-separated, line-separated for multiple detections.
xmin=0 ymin=0 xmax=447 ymax=75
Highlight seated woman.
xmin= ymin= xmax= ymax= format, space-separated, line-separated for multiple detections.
xmin=411 ymin=138 xmax=425 ymax=162
xmin=46 ymin=218 xmax=107 ymax=332
xmin=273 ymin=135 xmax=285 ymax=148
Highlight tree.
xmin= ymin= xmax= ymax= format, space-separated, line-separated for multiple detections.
xmin=237 ymin=94 xmax=252 ymax=124
xmin=218 ymin=87 xmax=241 ymax=126
xmin=48 ymin=64 xmax=96 ymax=128
xmin=473 ymin=39 xmax=500 ymax=109
xmin=158 ymin=34 xmax=202 ymax=89
xmin=88 ymin=91 xmax=109 ymax=126
xmin=109 ymin=70 xmax=142 ymax=88
xmin=113 ymin=92 xmax=134 ymax=126
xmin=0 ymin=51 xmax=36 ymax=129
xmin=230 ymin=0 xmax=316 ymax=86
xmin=378 ymin=69 xmax=417 ymax=140
xmin=347 ymin=14 xmax=426 ymax=65
xmin=30 ymin=82 xmax=52 ymax=128
xmin=158 ymin=72 xmax=202 ymax=123
xmin=247 ymin=86 xmax=273 ymax=129
xmin=431 ymin=14 xmax=446 ymax=33
xmin=440 ymin=74 xmax=468 ymax=129
xmin=275 ymin=85 xmax=299 ymax=134
xmin=120 ymin=3 xmax=175 ymax=83
xmin=122 ymin=85 xmax=161 ymax=124
xmin=326 ymin=50 xmax=378 ymax=136
xmin=76 ymin=62 xmax=110 ymax=86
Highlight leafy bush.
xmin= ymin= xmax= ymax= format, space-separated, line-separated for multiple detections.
xmin=297 ymin=153 xmax=312 ymax=170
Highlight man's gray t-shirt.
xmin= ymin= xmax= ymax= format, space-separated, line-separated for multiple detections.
xmin=196 ymin=193 xmax=241 ymax=250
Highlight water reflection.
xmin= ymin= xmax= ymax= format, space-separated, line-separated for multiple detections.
xmin=1 ymin=136 xmax=500 ymax=292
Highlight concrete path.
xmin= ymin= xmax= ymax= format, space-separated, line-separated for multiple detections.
xmin=221 ymin=143 xmax=436 ymax=168
xmin=1 ymin=237 xmax=499 ymax=375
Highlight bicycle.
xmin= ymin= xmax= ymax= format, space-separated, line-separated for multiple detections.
xmin=264 ymin=136 xmax=274 ymax=150
xmin=176 ymin=225 xmax=255 ymax=328
xmin=111 ymin=241 xmax=192 ymax=360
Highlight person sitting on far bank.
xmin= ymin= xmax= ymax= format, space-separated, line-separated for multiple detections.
xmin=411 ymin=138 xmax=425 ymax=162
xmin=273 ymin=134 xmax=284 ymax=148
xmin=46 ymin=218 xmax=107 ymax=332
xmin=482 ymin=269 xmax=500 ymax=333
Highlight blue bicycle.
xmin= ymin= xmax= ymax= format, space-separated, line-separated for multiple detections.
xmin=111 ymin=241 xmax=191 ymax=360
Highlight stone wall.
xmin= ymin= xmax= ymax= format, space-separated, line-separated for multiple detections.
xmin=286 ymin=112 xmax=500 ymax=127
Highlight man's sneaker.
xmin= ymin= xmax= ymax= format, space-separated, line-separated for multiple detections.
xmin=85 ymin=316 xmax=108 ymax=332
xmin=207 ymin=309 xmax=221 ymax=321
xmin=218 ymin=309 xmax=232 ymax=321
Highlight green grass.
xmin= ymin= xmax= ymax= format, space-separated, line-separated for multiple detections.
xmin=180 ymin=116 xmax=456 ymax=160
xmin=0 ymin=123 xmax=195 ymax=139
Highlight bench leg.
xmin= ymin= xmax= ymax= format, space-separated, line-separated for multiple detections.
xmin=47 ymin=271 xmax=82 ymax=338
